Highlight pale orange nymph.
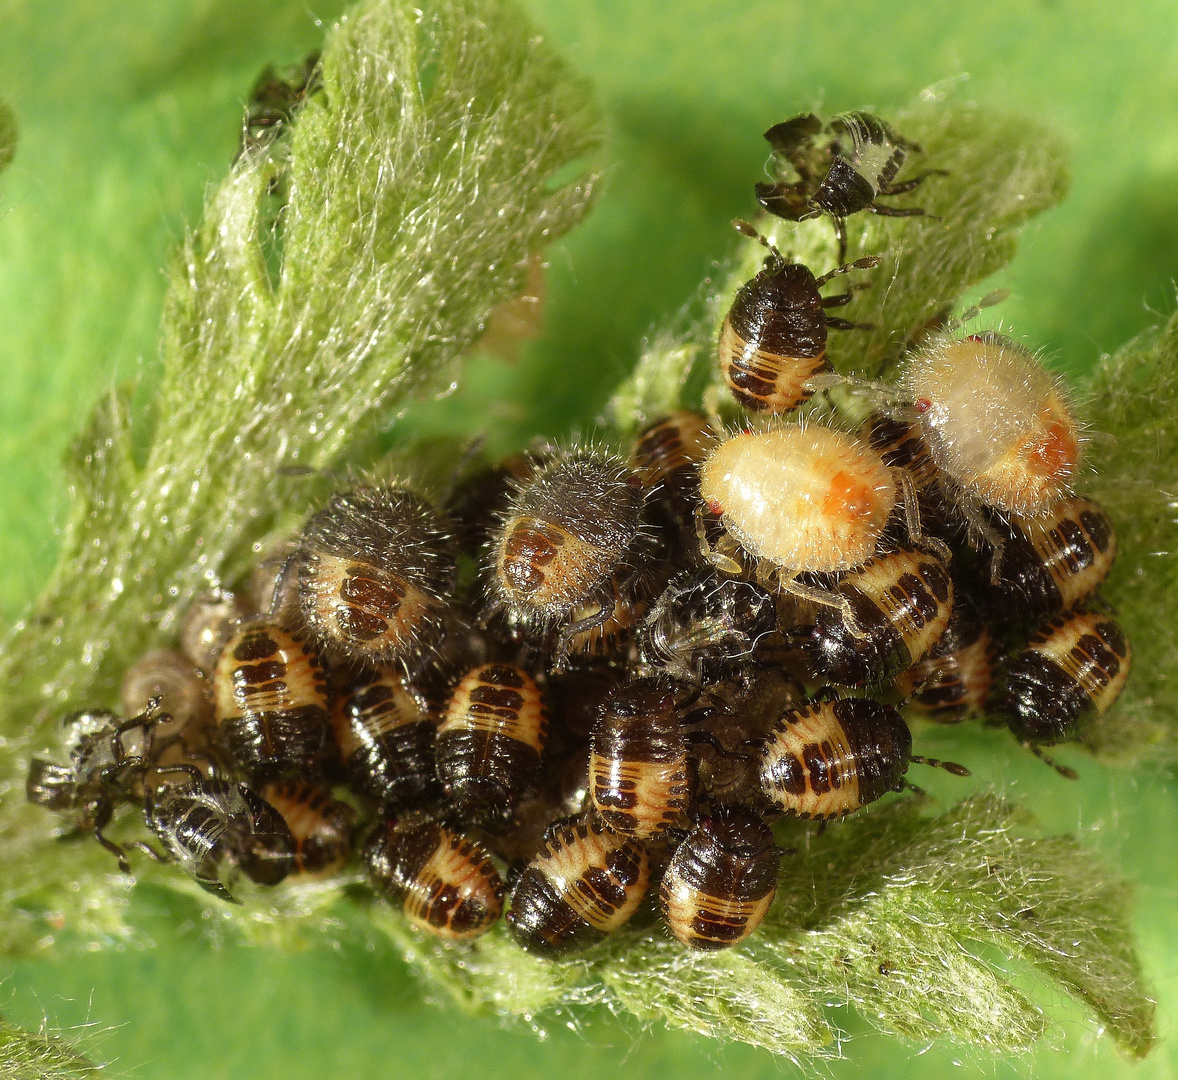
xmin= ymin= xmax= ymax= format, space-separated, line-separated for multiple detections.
xmin=698 ymin=424 xmax=896 ymax=577
xmin=902 ymin=331 xmax=1080 ymax=518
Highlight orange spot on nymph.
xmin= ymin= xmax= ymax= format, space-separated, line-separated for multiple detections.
xmin=707 ymin=499 xmax=724 ymax=515
xmin=1028 ymin=418 xmax=1078 ymax=478
xmin=823 ymin=470 xmax=875 ymax=521
xmin=915 ymin=398 xmax=932 ymax=414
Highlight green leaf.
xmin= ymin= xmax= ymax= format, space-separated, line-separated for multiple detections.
xmin=13 ymin=796 xmax=1144 ymax=1063
xmin=1080 ymin=313 xmax=1178 ymax=762
xmin=0 ymin=0 xmax=601 ymax=754
xmin=0 ymin=1012 xmax=100 ymax=1080
xmin=359 ymin=796 xmax=1153 ymax=1060
xmin=0 ymin=98 xmax=15 ymax=174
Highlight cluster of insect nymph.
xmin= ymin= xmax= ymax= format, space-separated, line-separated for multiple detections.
xmin=27 ymin=108 xmax=1130 ymax=957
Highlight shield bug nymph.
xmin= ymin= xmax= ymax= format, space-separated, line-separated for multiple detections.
xmin=758 ymin=696 xmax=968 ymax=819
xmin=697 ymin=422 xmax=903 ymax=626
xmin=489 ymin=449 xmax=652 ymax=652
xmin=659 ymin=804 xmax=780 ymax=950
xmin=900 ymin=331 xmax=1082 ymax=556
xmin=718 ymin=224 xmax=880 ymax=416
xmin=297 ymin=485 xmax=457 ymax=670
xmin=363 ymin=815 xmax=505 ymax=940
xmin=996 ymin=609 xmax=1131 ymax=777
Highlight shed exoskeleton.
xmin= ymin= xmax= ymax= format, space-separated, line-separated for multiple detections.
xmin=755 ymin=110 xmax=946 ymax=262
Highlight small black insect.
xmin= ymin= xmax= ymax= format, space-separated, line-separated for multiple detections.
xmin=488 ymin=746 xmax=592 ymax=867
xmin=995 ymin=609 xmax=1131 ymax=776
xmin=690 ymin=668 xmax=806 ymax=809
xmin=659 ymin=804 xmax=780 ymax=950
xmin=26 ymin=704 xmax=169 ymax=872
xmin=544 ymin=665 xmax=624 ymax=746
xmin=145 ymin=770 xmax=295 ymax=901
xmin=238 ymin=51 xmax=322 ymax=159
xmin=756 ymin=110 xmax=945 ymax=261
xmin=719 ymin=225 xmax=880 ymax=415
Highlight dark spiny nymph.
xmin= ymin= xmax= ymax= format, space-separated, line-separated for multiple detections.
xmin=297 ymin=486 xmax=457 ymax=668
xmin=491 ymin=450 xmax=647 ymax=647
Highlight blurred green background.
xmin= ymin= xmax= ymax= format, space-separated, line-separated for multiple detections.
xmin=3 ymin=1 xmax=1178 ymax=1076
